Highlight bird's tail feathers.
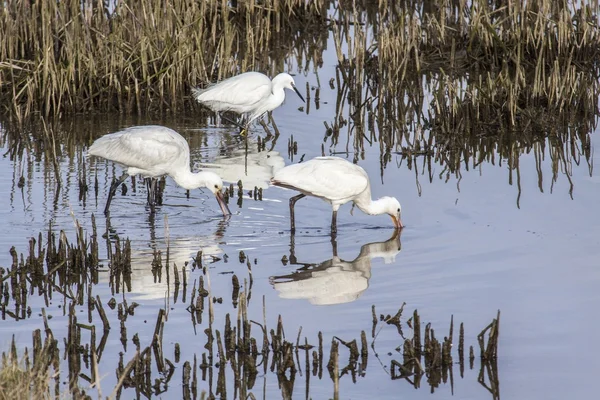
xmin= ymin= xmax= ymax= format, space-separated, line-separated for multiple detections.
xmin=191 ymin=82 xmax=220 ymax=101
xmin=191 ymin=86 xmax=205 ymax=100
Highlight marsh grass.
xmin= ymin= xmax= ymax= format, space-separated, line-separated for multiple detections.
xmin=377 ymin=0 xmax=600 ymax=129
xmin=323 ymin=0 xmax=599 ymax=196
xmin=0 ymin=0 xmax=328 ymax=120
xmin=1 ymin=0 xmax=598 ymax=199
xmin=0 ymin=337 xmax=53 ymax=400
xmin=329 ymin=0 xmax=600 ymax=135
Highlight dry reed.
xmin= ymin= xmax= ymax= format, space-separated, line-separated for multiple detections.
xmin=322 ymin=0 xmax=598 ymax=196
xmin=0 ymin=0 xmax=328 ymax=120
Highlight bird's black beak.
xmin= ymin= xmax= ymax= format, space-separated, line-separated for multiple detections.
xmin=292 ymin=84 xmax=305 ymax=103
xmin=215 ymin=191 xmax=231 ymax=216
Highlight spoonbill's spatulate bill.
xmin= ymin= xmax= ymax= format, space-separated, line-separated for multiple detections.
xmin=270 ymin=156 xmax=403 ymax=234
xmin=88 ymin=125 xmax=231 ymax=216
xmin=192 ymin=72 xmax=305 ymax=131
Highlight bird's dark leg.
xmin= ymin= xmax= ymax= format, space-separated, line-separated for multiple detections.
xmin=269 ymin=112 xmax=281 ymax=138
xmin=286 ymin=232 xmax=316 ymax=269
xmin=259 ymin=119 xmax=273 ymax=138
xmin=143 ymin=178 xmax=149 ymax=204
xmin=147 ymin=178 xmax=157 ymax=214
xmin=289 ymin=194 xmax=306 ymax=233
xmin=331 ymin=210 xmax=338 ymax=237
xmin=104 ymin=173 xmax=129 ymax=215
xmin=145 ymin=178 xmax=152 ymax=204
xmin=331 ymin=235 xmax=338 ymax=257
xmin=147 ymin=209 xmax=157 ymax=240
xmin=221 ymin=114 xmax=245 ymax=130
xmin=220 ymin=113 xmax=248 ymax=135
xmin=156 ymin=177 xmax=165 ymax=205
xmin=289 ymin=230 xmax=297 ymax=264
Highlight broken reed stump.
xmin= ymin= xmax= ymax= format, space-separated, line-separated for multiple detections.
xmin=1 ymin=220 xmax=102 ymax=322
xmin=385 ymin=306 xmax=500 ymax=396
xmin=1 ymin=296 xmax=501 ymax=399
xmin=477 ymin=310 xmax=501 ymax=400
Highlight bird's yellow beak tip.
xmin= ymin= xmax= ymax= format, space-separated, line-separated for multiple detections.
xmin=391 ymin=215 xmax=403 ymax=229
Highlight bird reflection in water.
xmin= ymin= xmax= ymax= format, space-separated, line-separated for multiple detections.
xmin=102 ymin=215 xmax=229 ymax=301
xmin=198 ymin=134 xmax=285 ymax=189
xmin=269 ymin=230 xmax=402 ymax=305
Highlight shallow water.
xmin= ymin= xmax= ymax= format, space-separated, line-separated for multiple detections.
xmin=1 ymin=35 xmax=600 ymax=400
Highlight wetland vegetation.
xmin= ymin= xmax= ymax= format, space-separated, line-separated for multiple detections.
xmin=1 ymin=224 xmax=500 ymax=398
xmin=1 ymin=0 xmax=599 ymax=398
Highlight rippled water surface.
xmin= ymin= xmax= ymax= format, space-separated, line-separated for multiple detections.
xmin=1 ymin=48 xmax=600 ymax=400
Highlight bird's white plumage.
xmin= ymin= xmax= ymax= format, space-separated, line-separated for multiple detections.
xmin=192 ymin=72 xmax=304 ymax=125
xmin=193 ymin=72 xmax=271 ymax=114
xmin=271 ymin=156 xmax=369 ymax=207
xmin=88 ymin=125 xmax=189 ymax=178
xmin=88 ymin=125 xmax=231 ymax=215
xmin=271 ymin=156 xmax=403 ymax=232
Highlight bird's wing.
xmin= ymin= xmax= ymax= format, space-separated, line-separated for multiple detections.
xmin=88 ymin=126 xmax=188 ymax=172
xmin=193 ymin=72 xmax=272 ymax=110
xmin=272 ymin=157 xmax=369 ymax=202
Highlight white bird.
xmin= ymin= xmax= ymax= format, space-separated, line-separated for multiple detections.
xmin=192 ymin=72 xmax=305 ymax=132
xmin=270 ymin=230 xmax=402 ymax=305
xmin=270 ymin=156 xmax=403 ymax=234
xmin=88 ymin=125 xmax=231 ymax=216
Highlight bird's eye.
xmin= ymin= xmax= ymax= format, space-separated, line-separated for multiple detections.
xmin=214 ymin=184 xmax=219 ymax=189
xmin=397 ymin=208 xmax=400 ymax=213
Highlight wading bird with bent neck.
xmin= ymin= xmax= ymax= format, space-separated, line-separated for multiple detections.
xmin=88 ymin=125 xmax=231 ymax=216
xmin=192 ymin=72 xmax=305 ymax=134
xmin=271 ymin=156 xmax=403 ymax=236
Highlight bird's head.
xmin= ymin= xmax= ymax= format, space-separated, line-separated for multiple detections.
xmin=203 ymin=172 xmax=231 ymax=216
xmin=382 ymin=197 xmax=403 ymax=229
xmin=274 ymin=73 xmax=305 ymax=103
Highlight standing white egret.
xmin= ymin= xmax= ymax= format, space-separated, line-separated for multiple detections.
xmin=88 ymin=125 xmax=231 ymax=216
xmin=192 ymin=72 xmax=305 ymax=133
xmin=270 ymin=156 xmax=403 ymax=234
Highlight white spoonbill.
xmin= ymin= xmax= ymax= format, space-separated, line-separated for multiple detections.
xmin=192 ymin=72 xmax=305 ymax=132
xmin=88 ymin=125 xmax=231 ymax=216
xmin=271 ymin=157 xmax=403 ymax=234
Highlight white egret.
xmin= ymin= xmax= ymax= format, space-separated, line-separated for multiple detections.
xmin=270 ymin=156 xmax=403 ymax=234
xmin=191 ymin=72 xmax=305 ymax=132
xmin=88 ymin=125 xmax=231 ymax=216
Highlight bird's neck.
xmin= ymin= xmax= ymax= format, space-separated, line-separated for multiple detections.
xmin=355 ymin=194 xmax=388 ymax=216
xmin=357 ymin=233 xmax=401 ymax=264
xmin=267 ymin=87 xmax=286 ymax=109
xmin=171 ymin=169 xmax=206 ymax=190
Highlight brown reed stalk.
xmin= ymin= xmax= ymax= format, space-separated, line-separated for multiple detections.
xmin=0 ymin=0 xmax=328 ymax=118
